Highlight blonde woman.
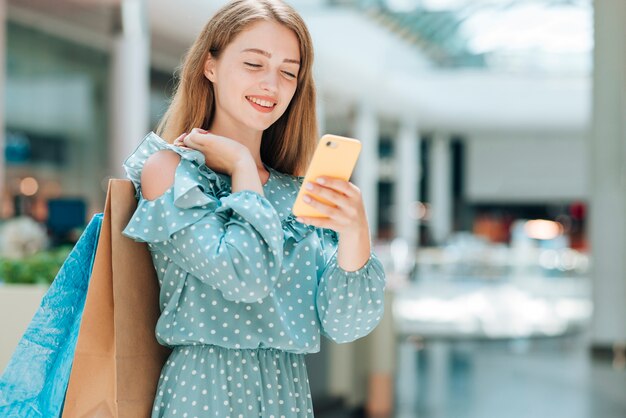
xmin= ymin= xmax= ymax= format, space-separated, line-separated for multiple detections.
xmin=121 ymin=0 xmax=386 ymax=416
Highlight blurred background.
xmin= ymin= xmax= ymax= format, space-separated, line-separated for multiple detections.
xmin=0 ymin=0 xmax=625 ymax=417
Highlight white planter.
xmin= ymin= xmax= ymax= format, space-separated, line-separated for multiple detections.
xmin=0 ymin=284 xmax=49 ymax=373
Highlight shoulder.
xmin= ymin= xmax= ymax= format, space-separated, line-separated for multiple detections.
xmin=143 ymin=149 xmax=181 ymax=171
xmin=123 ymin=132 xmax=207 ymax=197
xmin=141 ymin=150 xmax=181 ymax=200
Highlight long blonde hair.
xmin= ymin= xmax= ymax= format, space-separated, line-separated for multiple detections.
xmin=157 ymin=0 xmax=317 ymax=176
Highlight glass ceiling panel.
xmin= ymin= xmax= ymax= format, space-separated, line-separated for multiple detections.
xmin=331 ymin=0 xmax=592 ymax=74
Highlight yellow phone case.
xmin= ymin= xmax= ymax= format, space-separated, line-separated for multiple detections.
xmin=292 ymin=134 xmax=362 ymax=218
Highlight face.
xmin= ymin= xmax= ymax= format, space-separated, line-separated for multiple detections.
xmin=204 ymin=20 xmax=301 ymax=133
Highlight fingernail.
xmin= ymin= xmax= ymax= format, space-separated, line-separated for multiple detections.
xmin=305 ymin=182 xmax=314 ymax=190
xmin=303 ymin=195 xmax=311 ymax=203
xmin=316 ymin=177 xmax=325 ymax=184
xmin=296 ymin=217 xmax=304 ymax=223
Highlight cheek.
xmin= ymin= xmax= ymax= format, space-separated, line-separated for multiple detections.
xmin=281 ymin=83 xmax=298 ymax=106
xmin=221 ymin=69 xmax=254 ymax=95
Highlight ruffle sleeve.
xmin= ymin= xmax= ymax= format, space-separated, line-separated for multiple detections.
xmin=282 ymin=213 xmax=316 ymax=244
xmin=120 ymin=132 xmax=285 ymax=303
xmin=121 ymin=132 xmax=229 ymax=243
xmin=315 ymin=227 xmax=387 ymax=344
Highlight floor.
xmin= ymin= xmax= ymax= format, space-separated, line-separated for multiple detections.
xmin=318 ymin=333 xmax=626 ymax=418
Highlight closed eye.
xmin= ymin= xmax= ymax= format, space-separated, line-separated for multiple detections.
xmin=245 ymin=62 xmax=297 ymax=79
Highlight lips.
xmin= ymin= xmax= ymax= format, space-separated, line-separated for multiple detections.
xmin=246 ymin=95 xmax=277 ymax=113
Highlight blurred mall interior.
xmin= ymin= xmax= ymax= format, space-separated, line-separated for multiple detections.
xmin=0 ymin=0 xmax=625 ymax=417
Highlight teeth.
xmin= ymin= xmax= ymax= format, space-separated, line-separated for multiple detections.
xmin=248 ymin=97 xmax=274 ymax=108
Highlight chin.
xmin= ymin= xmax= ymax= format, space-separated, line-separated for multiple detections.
xmin=250 ymin=116 xmax=283 ymax=132
xmin=245 ymin=120 xmax=272 ymax=132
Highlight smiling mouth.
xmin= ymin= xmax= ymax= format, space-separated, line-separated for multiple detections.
xmin=246 ymin=96 xmax=277 ymax=109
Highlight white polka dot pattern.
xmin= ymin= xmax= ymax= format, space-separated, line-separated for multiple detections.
xmin=314 ymin=232 xmax=386 ymax=343
xmin=119 ymin=133 xmax=386 ymax=415
xmin=152 ymin=345 xmax=313 ymax=418
xmin=143 ymin=187 xmax=284 ymax=304
xmin=120 ymin=132 xmax=387 ymax=350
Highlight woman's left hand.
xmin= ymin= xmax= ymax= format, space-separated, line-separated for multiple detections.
xmin=296 ymin=177 xmax=369 ymax=236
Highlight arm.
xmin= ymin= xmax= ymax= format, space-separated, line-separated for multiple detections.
xmin=293 ymin=175 xmax=387 ymax=343
xmin=130 ymin=150 xmax=284 ymax=303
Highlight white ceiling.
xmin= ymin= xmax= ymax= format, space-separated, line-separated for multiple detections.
xmin=7 ymin=0 xmax=590 ymax=135
xmin=147 ymin=1 xmax=590 ymax=135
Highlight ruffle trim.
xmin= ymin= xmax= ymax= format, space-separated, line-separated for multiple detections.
xmin=125 ymin=193 xmax=317 ymax=245
xmin=122 ymin=132 xmax=318 ymax=244
xmin=284 ymin=175 xmax=318 ymax=243
xmin=323 ymin=250 xmax=386 ymax=281
xmin=123 ymin=131 xmax=230 ymax=206
xmin=283 ymin=213 xmax=317 ymax=243
xmin=122 ymin=187 xmax=213 ymax=243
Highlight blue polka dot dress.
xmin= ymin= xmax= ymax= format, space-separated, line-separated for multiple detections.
xmin=121 ymin=132 xmax=387 ymax=418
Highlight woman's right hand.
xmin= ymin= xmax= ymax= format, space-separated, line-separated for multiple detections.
xmin=172 ymin=132 xmax=191 ymax=149
xmin=173 ymin=128 xmax=252 ymax=176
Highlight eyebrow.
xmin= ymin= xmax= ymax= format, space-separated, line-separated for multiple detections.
xmin=241 ymin=48 xmax=300 ymax=65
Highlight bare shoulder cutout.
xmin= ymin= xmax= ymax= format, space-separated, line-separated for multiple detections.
xmin=140 ymin=150 xmax=181 ymax=200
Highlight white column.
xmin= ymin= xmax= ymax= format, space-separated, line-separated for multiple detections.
xmin=0 ymin=0 xmax=6 ymax=216
xmin=429 ymin=133 xmax=453 ymax=245
xmin=110 ymin=0 xmax=150 ymax=178
xmin=396 ymin=340 xmax=419 ymax=415
xmin=395 ymin=121 xmax=420 ymax=247
xmin=426 ymin=341 xmax=449 ymax=411
xmin=352 ymin=103 xmax=379 ymax=236
xmin=590 ymin=0 xmax=626 ymax=348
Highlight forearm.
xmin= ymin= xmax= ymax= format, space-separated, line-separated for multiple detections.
xmin=230 ymin=154 xmax=264 ymax=197
xmin=337 ymin=225 xmax=372 ymax=272
xmin=151 ymin=190 xmax=285 ymax=302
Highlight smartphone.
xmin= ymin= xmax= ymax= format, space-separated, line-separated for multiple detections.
xmin=292 ymin=134 xmax=362 ymax=218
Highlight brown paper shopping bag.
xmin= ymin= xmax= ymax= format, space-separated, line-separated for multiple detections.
xmin=62 ymin=179 xmax=171 ymax=418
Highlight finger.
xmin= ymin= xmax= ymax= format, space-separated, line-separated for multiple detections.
xmin=186 ymin=127 xmax=208 ymax=140
xmin=313 ymin=176 xmax=359 ymax=199
xmin=189 ymin=127 xmax=208 ymax=135
xmin=302 ymin=193 xmax=343 ymax=218
xmin=174 ymin=132 xmax=187 ymax=143
xmin=182 ymin=134 xmax=195 ymax=146
xmin=173 ymin=139 xmax=190 ymax=149
xmin=183 ymin=128 xmax=206 ymax=145
xmin=303 ymin=181 xmax=351 ymax=210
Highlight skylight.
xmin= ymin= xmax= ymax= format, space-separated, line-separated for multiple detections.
xmin=346 ymin=0 xmax=593 ymax=73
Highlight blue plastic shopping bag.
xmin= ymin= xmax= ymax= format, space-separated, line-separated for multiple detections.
xmin=0 ymin=213 xmax=103 ymax=418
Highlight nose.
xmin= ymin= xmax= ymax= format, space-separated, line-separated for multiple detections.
xmin=259 ymin=71 xmax=279 ymax=95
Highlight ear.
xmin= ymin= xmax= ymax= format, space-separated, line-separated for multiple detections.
xmin=204 ymin=53 xmax=217 ymax=82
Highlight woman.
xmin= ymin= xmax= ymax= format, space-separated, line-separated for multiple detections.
xmin=121 ymin=0 xmax=386 ymax=416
